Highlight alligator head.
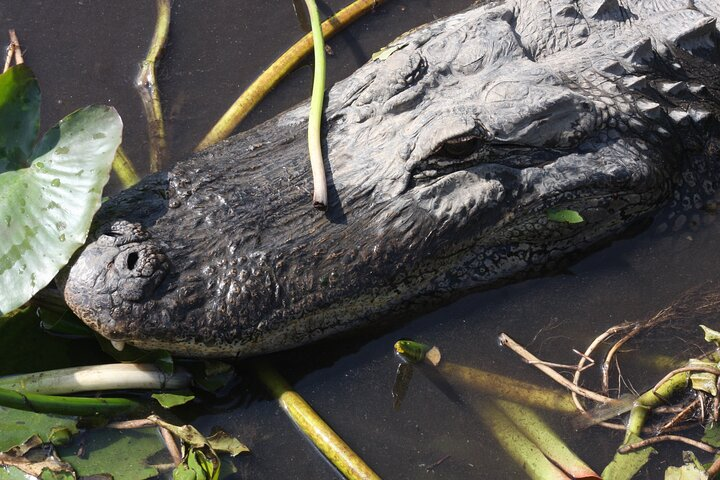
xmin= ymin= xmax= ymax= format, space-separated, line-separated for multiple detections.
xmin=60 ymin=0 xmax=720 ymax=357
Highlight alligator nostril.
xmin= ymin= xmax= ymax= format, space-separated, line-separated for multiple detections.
xmin=126 ymin=252 xmax=139 ymax=270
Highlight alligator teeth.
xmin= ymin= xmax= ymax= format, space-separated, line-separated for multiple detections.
xmin=111 ymin=340 xmax=126 ymax=351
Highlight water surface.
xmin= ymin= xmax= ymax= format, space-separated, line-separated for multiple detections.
xmin=2 ymin=1 xmax=718 ymax=478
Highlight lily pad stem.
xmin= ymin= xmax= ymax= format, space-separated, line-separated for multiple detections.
xmin=304 ymin=0 xmax=328 ymax=209
xmin=195 ymin=0 xmax=387 ymax=151
xmin=252 ymin=360 xmax=380 ymax=480
xmin=112 ymin=146 xmax=141 ymax=188
xmin=0 ymin=386 xmax=140 ymax=416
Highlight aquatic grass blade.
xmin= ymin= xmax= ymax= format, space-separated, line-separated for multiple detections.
xmin=495 ymin=400 xmax=599 ymax=479
xmin=0 ymin=105 xmax=122 ymax=314
xmin=475 ymin=402 xmax=573 ymax=480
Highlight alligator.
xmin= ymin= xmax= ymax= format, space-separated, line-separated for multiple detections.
xmin=60 ymin=0 xmax=720 ymax=357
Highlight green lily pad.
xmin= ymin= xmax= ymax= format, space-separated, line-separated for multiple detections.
xmin=57 ymin=427 xmax=164 ymax=480
xmin=1 ymin=466 xmax=31 ymax=479
xmin=0 ymin=406 xmax=78 ymax=452
xmin=0 ymin=65 xmax=40 ymax=172
xmin=0 ymin=105 xmax=122 ymax=314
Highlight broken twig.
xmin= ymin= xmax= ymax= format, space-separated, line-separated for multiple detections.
xmin=136 ymin=0 xmax=171 ymax=172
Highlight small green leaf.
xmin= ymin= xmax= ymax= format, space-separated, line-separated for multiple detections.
xmin=664 ymin=462 xmax=708 ymax=479
xmin=690 ymin=372 xmax=717 ymax=395
xmin=689 ymin=359 xmax=718 ymax=395
xmin=0 ymin=65 xmax=40 ymax=172
xmin=371 ymin=44 xmax=404 ymax=61
xmin=700 ymin=325 xmax=720 ymax=346
xmin=394 ymin=339 xmax=434 ymax=364
xmin=206 ymin=431 xmax=250 ymax=456
xmin=48 ymin=427 xmax=72 ymax=446
xmin=547 ymin=209 xmax=584 ymax=224
xmin=190 ymin=361 xmax=235 ymax=392
xmin=601 ymin=433 xmax=656 ymax=480
xmin=173 ymin=449 xmax=217 ymax=480
xmin=0 ymin=105 xmax=122 ymax=314
xmin=39 ymin=468 xmax=75 ymax=480
xmin=152 ymin=393 xmax=195 ymax=409
xmin=394 ymin=339 xmax=429 ymax=363
xmin=701 ymin=423 xmax=720 ymax=447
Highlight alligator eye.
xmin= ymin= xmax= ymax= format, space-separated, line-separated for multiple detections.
xmin=437 ymin=136 xmax=479 ymax=158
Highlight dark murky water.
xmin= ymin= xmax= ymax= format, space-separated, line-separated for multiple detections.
xmin=2 ymin=1 xmax=719 ymax=478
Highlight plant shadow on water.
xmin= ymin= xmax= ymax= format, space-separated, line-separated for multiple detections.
xmin=2 ymin=1 xmax=720 ymax=478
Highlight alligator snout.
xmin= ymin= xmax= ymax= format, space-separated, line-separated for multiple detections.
xmin=60 ymin=220 xmax=170 ymax=334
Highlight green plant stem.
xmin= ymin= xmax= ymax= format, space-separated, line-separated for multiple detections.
xmin=495 ymin=400 xmax=598 ymax=478
xmin=440 ymin=362 xmax=576 ymax=413
xmin=625 ymin=371 xmax=688 ymax=441
xmin=195 ymin=0 xmax=388 ymax=151
xmin=0 ymin=387 xmax=140 ymax=416
xmin=0 ymin=364 xmax=192 ymax=395
xmin=475 ymin=402 xmax=573 ymax=480
xmin=111 ymin=146 xmax=140 ymax=188
xmin=137 ymin=0 xmax=171 ymax=172
xmin=304 ymin=0 xmax=328 ymax=209
xmin=252 ymin=360 xmax=380 ymax=480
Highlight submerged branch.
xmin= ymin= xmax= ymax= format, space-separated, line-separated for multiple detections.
xmin=195 ymin=0 xmax=387 ymax=151
xmin=136 ymin=0 xmax=172 ymax=172
xmin=499 ymin=333 xmax=616 ymax=405
xmin=618 ymin=434 xmax=717 ymax=454
xmin=3 ymin=30 xmax=22 ymax=72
